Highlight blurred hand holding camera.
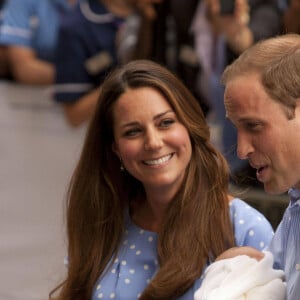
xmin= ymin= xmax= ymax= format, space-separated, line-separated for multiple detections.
xmin=205 ymin=0 xmax=253 ymax=54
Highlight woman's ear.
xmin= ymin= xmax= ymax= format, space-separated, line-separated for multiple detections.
xmin=112 ymin=142 xmax=120 ymax=158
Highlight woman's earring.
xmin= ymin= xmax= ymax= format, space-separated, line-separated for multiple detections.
xmin=120 ymin=159 xmax=125 ymax=171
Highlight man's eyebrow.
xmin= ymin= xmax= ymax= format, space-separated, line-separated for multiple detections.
xmin=234 ymin=117 xmax=264 ymax=125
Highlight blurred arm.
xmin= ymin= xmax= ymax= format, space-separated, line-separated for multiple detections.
xmin=62 ymin=87 xmax=101 ymax=127
xmin=8 ymin=46 xmax=54 ymax=85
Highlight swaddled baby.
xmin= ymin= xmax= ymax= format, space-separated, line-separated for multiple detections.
xmin=194 ymin=251 xmax=286 ymax=300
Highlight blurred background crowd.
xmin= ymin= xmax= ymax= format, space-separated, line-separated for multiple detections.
xmin=0 ymin=0 xmax=298 ymax=299
xmin=0 ymin=0 xmax=299 ymax=180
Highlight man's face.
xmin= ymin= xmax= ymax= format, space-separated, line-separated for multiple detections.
xmin=224 ymin=73 xmax=300 ymax=194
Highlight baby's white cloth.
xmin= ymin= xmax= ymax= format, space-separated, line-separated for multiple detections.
xmin=194 ymin=251 xmax=286 ymax=300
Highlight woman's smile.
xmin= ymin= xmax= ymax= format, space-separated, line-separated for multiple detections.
xmin=143 ymin=153 xmax=174 ymax=166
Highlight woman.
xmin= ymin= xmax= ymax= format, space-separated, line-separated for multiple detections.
xmin=51 ymin=60 xmax=273 ymax=299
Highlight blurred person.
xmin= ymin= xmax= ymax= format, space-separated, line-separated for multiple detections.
xmin=0 ymin=0 xmax=78 ymax=85
xmin=190 ymin=0 xmax=281 ymax=185
xmin=141 ymin=0 xmax=209 ymax=113
xmin=169 ymin=0 xmax=208 ymax=113
xmin=50 ymin=59 xmax=273 ymax=300
xmin=53 ymin=0 xmax=161 ymax=127
xmin=222 ymin=33 xmax=300 ymax=300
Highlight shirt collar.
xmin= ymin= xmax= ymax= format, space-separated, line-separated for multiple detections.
xmin=288 ymin=188 xmax=300 ymax=205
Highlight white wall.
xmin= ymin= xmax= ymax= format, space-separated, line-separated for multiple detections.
xmin=0 ymin=82 xmax=86 ymax=300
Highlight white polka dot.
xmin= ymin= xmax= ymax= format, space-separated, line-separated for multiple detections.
xmin=96 ymin=284 xmax=101 ymax=290
xmin=123 ymin=240 xmax=128 ymax=245
xmin=148 ymin=236 xmax=154 ymax=242
xmin=144 ymin=264 xmax=149 ymax=270
xmin=136 ymin=250 xmax=141 ymax=255
xmin=260 ymin=241 xmax=265 ymax=248
xmin=125 ymin=278 xmax=131 ymax=284
xmin=111 ymin=269 xmax=116 ymax=274
xmin=249 ymin=230 xmax=254 ymax=236
xmin=257 ymin=216 xmax=262 ymax=221
xmin=146 ymin=279 xmax=151 ymax=283
xmin=239 ymin=219 xmax=245 ymax=224
xmin=98 ymin=293 xmax=103 ymax=299
xmin=130 ymin=244 xmax=136 ymax=249
xmin=140 ymin=229 xmax=144 ymax=234
xmin=137 ymin=293 xmax=141 ymax=299
xmin=154 ymin=260 xmax=158 ymax=265
xmin=234 ymin=212 xmax=237 ymax=217
xmin=129 ymin=269 xmax=135 ymax=274
xmin=114 ymin=258 xmax=119 ymax=264
xmin=110 ymin=293 xmax=116 ymax=299
xmin=121 ymin=260 xmax=127 ymax=265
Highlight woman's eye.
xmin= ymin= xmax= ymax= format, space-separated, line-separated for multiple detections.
xmin=160 ymin=119 xmax=175 ymax=127
xmin=124 ymin=128 xmax=141 ymax=137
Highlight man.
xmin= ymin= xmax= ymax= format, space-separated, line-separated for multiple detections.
xmin=222 ymin=33 xmax=300 ymax=300
xmin=191 ymin=0 xmax=282 ymax=178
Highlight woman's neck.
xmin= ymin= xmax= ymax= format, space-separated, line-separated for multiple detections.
xmin=130 ymin=189 xmax=174 ymax=233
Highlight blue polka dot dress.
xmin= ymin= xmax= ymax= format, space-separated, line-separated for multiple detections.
xmin=92 ymin=198 xmax=274 ymax=299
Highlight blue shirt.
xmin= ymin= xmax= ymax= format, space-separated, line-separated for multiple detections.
xmin=92 ymin=198 xmax=274 ymax=300
xmin=0 ymin=0 xmax=75 ymax=61
xmin=268 ymin=188 xmax=300 ymax=300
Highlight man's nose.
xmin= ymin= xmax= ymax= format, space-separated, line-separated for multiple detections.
xmin=236 ymin=132 xmax=254 ymax=159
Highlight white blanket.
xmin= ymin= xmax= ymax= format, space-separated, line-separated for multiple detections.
xmin=194 ymin=251 xmax=286 ymax=300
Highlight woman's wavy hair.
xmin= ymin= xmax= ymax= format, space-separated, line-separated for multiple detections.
xmin=51 ymin=60 xmax=235 ymax=300
xmin=222 ymin=33 xmax=300 ymax=119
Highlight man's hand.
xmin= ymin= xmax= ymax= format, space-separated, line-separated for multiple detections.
xmin=216 ymin=246 xmax=265 ymax=262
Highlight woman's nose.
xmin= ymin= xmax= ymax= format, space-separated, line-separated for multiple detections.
xmin=144 ymin=128 xmax=163 ymax=151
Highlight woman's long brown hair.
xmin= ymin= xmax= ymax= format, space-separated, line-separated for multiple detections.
xmin=50 ymin=60 xmax=235 ymax=300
